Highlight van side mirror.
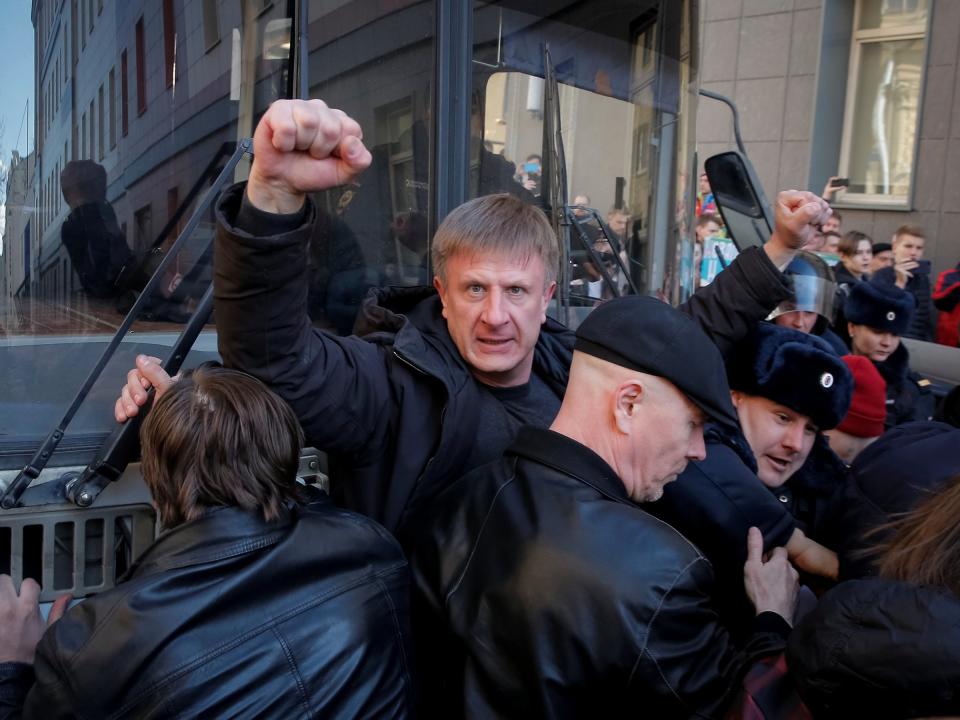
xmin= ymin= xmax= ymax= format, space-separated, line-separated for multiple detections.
xmin=704 ymin=150 xmax=774 ymax=251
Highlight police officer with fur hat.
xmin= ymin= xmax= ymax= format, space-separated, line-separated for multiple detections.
xmin=844 ymin=280 xmax=935 ymax=427
xmin=651 ymin=323 xmax=853 ymax=636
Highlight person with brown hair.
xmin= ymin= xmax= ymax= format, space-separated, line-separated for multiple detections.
xmin=0 ymin=364 xmax=413 ymax=718
xmin=872 ymin=225 xmax=936 ymax=341
xmin=787 ymin=472 xmax=960 ymax=718
xmin=831 ymin=231 xmax=874 ymax=349
xmin=820 ymin=229 xmax=841 ymax=256
xmin=874 ymin=474 xmax=960 ymax=592
xmin=836 ymin=230 xmax=872 ymax=284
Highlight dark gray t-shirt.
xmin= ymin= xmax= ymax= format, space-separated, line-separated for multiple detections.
xmin=463 ymin=372 xmax=562 ymax=470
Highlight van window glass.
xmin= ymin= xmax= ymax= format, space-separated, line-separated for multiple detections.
xmin=0 ymin=2 xmax=294 ymax=468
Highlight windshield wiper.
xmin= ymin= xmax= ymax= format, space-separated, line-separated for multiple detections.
xmin=0 ymin=139 xmax=253 ymax=509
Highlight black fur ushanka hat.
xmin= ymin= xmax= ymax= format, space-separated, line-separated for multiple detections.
xmin=844 ymin=280 xmax=915 ymax=336
xmin=727 ymin=323 xmax=853 ymax=430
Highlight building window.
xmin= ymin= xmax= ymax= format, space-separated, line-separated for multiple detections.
xmin=89 ymin=98 xmax=95 ymax=161
xmin=135 ymin=17 xmax=147 ymax=115
xmin=202 ymin=0 xmax=220 ymax=51
xmin=134 ymin=204 xmax=152 ymax=251
xmin=81 ymin=112 xmax=87 ymax=158
xmin=98 ymin=84 xmax=105 ymax=160
xmin=71 ymin=0 xmax=78 ymax=63
xmin=838 ymin=0 xmax=929 ymax=208
xmin=167 ymin=186 xmax=180 ymax=237
xmin=121 ymin=50 xmax=129 ymax=135
xmin=163 ymin=0 xmax=176 ymax=88
xmin=109 ymin=67 xmax=117 ymax=149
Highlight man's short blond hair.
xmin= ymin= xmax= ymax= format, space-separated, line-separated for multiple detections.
xmin=432 ymin=194 xmax=559 ymax=285
xmin=894 ymin=224 xmax=925 ymax=244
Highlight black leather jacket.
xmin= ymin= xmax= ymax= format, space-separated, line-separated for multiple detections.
xmin=0 ymin=498 xmax=413 ymax=719
xmin=412 ymin=427 xmax=790 ymax=719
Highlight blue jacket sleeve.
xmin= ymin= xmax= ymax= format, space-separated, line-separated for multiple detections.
xmin=655 ymin=443 xmax=796 ymax=573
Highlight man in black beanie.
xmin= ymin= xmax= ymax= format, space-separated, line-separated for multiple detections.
xmin=651 ymin=323 xmax=853 ymax=635
xmin=844 ymin=280 xmax=935 ymax=427
xmin=413 ymin=296 xmax=799 ymax=720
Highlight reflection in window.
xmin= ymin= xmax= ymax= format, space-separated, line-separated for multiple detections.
xmin=470 ymin=2 xmax=692 ymax=318
xmin=838 ymin=0 xmax=928 ymax=206
xmin=135 ymin=16 xmax=146 ymax=115
xmin=203 ymin=0 xmax=220 ymax=51
xmin=0 ymin=1 xmax=295 ymax=450
xmin=305 ymin=0 xmax=436 ymax=333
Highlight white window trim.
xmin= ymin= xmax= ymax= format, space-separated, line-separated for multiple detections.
xmin=835 ymin=0 xmax=931 ymax=211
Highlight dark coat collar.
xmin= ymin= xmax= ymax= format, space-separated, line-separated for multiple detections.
xmin=506 ymin=426 xmax=631 ymax=505
xmin=833 ymin=264 xmax=860 ymax=286
xmin=705 ymin=421 xmax=758 ymax=473
xmin=872 ymin=342 xmax=910 ymax=387
xmin=705 ymin=419 xmax=842 ymax=496
xmin=123 ymin=506 xmax=294 ymax=581
xmin=353 ymin=285 xmax=575 ymax=396
xmin=787 ymin=433 xmax=847 ymax=496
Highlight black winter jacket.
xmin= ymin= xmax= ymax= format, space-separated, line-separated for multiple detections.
xmin=213 ymin=184 xmax=791 ymax=543
xmin=412 ymin=427 xmax=791 ymax=719
xmin=651 ymin=425 xmax=846 ymax=634
xmin=821 ymin=421 xmax=960 ymax=580
xmin=787 ymin=578 xmax=960 ymax=719
xmin=0 ymin=500 xmax=413 ymax=719
xmin=871 ymin=343 xmax=935 ymax=428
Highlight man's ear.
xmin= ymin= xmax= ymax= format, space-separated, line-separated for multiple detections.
xmin=540 ymin=280 xmax=557 ymax=323
xmin=613 ymin=380 xmax=643 ymax=434
xmin=433 ymin=275 xmax=448 ymax=318
xmin=730 ymin=389 xmax=744 ymax=409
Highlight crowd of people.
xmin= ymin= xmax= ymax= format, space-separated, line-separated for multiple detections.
xmin=1 ymin=99 xmax=958 ymax=719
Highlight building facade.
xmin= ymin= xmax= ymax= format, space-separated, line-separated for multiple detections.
xmin=697 ymin=0 xmax=959 ymax=277
xmin=1 ymin=151 xmax=35 ymax=304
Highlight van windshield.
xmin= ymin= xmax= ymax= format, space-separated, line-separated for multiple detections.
xmin=0 ymin=2 xmax=294 ymax=467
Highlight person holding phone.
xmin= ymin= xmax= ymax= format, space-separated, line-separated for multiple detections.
xmin=517 ymin=153 xmax=542 ymax=197
xmin=872 ymin=225 xmax=936 ymax=341
xmin=822 ymin=175 xmax=849 ymax=203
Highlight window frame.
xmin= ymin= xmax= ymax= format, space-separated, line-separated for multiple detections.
xmin=835 ymin=0 xmax=931 ymax=210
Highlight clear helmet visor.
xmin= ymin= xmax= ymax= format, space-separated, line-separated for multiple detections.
xmin=767 ymin=274 xmax=837 ymax=323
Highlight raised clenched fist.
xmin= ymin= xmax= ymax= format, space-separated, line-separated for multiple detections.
xmin=246 ymin=99 xmax=372 ymax=214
